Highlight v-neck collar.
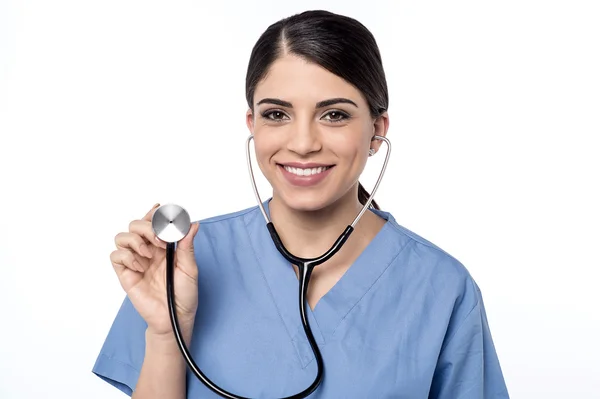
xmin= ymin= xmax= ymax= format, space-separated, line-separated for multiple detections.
xmin=244 ymin=199 xmax=401 ymax=368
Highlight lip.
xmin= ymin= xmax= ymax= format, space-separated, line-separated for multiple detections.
xmin=277 ymin=164 xmax=335 ymax=187
xmin=278 ymin=162 xmax=333 ymax=168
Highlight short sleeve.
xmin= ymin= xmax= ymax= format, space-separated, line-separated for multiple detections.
xmin=92 ymin=295 xmax=148 ymax=396
xmin=429 ymin=283 xmax=510 ymax=399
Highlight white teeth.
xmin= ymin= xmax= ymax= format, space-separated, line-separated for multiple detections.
xmin=283 ymin=165 xmax=330 ymax=176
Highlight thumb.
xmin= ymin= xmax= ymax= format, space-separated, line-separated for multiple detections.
xmin=175 ymin=221 xmax=200 ymax=273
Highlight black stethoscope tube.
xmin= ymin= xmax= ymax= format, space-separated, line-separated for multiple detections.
xmin=166 ymin=221 xmax=353 ymax=398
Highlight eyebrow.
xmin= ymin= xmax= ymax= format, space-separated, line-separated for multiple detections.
xmin=256 ymin=97 xmax=358 ymax=109
xmin=316 ymin=98 xmax=358 ymax=108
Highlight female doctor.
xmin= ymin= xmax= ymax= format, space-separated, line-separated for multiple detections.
xmin=93 ymin=10 xmax=509 ymax=399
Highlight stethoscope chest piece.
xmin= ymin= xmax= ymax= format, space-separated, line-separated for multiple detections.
xmin=151 ymin=204 xmax=191 ymax=243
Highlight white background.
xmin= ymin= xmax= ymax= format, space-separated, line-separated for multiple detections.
xmin=1 ymin=1 xmax=599 ymax=398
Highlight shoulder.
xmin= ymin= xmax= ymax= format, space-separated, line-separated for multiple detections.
xmin=381 ymin=209 xmax=473 ymax=278
xmin=189 ymin=204 xmax=266 ymax=262
xmin=378 ymin=208 xmax=482 ymax=311
xmin=195 ymin=203 xmax=261 ymax=226
xmin=191 ymin=203 xmax=263 ymax=240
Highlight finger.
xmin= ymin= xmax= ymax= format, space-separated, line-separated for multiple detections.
xmin=175 ymin=221 xmax=200 ymax=278
xmin=178 ymin=221 xmax=200 ymax=252
xmin=114 ymin=232 xmax=153 ymax=259
xmin=128 ymin=219 xmax=166 ymax=249
xmin=154 ymin=235 xmax=168 ymax=249
xmin=110 ymin=249 xmax=144 ymax=273
xmin=142 ymin=203 xmax=161 ymax=222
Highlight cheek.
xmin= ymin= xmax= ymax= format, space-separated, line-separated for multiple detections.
xmin=252 ymin=133 xmax=279 ymax=173
xmin=330 ymin=130 xmax=371 ymax=180
xmin=331 ymin=130 xmax=370 ymax=162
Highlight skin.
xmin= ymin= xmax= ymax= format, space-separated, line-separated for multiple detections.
xmin=246 ymin=53 xmax=390 ymax=310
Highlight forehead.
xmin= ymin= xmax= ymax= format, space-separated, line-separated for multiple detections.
xmin=253 ymin=54 xmax=365 ymax=106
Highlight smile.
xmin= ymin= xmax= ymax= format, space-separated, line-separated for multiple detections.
xmin=282 ymin=165 xmax=332 ymax=176
xmin=277 ymin=163 xmax=335 ymax=187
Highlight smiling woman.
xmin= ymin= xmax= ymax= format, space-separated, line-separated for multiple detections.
xmin=93 ymin=9 xmax=510 ymax=399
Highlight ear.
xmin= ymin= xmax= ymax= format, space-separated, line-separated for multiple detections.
xmin=246 ymin=108 xmax=255 ymax=135
xmin=369 ymin=112 xmax=390 ymax=155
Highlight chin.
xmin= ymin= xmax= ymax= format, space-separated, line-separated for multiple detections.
xmin=276 ymin=189 xmax=335 ymax=212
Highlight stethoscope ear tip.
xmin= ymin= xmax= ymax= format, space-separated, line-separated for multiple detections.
xmin=151 ymin=203 xmax=191 ymax=243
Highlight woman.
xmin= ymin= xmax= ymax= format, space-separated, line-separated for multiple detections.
xmin=93 ymin=10 xmax=509 ymax=398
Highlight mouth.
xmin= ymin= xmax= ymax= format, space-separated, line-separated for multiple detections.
xmin=276 ymin=163 xmax=335 ymax=187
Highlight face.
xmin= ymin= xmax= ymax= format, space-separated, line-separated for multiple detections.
xmin=246 ymin=53 xmax=388 ymax=212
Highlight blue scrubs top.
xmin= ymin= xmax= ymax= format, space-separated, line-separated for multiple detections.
xmin=93 ymin=201 xmax=509 ymax=398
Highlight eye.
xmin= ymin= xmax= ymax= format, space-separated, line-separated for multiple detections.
xmin=261 ymin=110 xmax=289 ymax=122
xmin=321 ymin=110 xmax=350 ymax=123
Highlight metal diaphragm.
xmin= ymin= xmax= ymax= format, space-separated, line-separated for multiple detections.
xmin=151 ymin=204 xmax=191 ymax=243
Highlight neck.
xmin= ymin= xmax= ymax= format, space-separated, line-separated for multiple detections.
xmin=268 ymin=187 xmax=381 ymax=260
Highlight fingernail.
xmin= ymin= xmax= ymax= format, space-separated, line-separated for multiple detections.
xmin=153 ymin=203 xmax=160 ymax=209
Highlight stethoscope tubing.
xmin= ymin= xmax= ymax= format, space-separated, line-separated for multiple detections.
xmin=166 ymin=242 xmax=325 ymax=398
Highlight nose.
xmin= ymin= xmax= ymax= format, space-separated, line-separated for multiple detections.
xmin=286 ymin=119 xmax=322 ymax=155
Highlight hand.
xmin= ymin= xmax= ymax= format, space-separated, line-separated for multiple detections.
xmin=110 ymin=203 xmax=201 ymax=337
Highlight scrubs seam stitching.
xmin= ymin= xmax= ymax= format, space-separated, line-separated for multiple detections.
xmin=385 ymin=220 xmax=482 ymax=354
xmin=241 ymin=209 xmax=305 ymax=367
xmin=439 ymin=284 xmax=481 ymax=353
xmin=196 ymin=207 xmax=257 ymax=225
xmin=293 ymin=311 xmax=325 ymax=369
xmin=98 ymin=353 xmax=140 ymax=374
xmin=310 ymin=313 xmax=325 ymax=345
xmin=387 ymin=222 xmax=462 ymax=265
xmin=330 ymin=239 xmax=411 ymax=338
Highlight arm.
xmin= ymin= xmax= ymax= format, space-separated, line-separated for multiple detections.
xmin=429 ymin=287 xmax=509 ymax=399
xmin=131 ymin=329 xmax=192 ymax=399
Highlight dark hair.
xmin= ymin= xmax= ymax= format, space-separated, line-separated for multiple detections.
xmin=245 ymin=10 xmax=389 ymax=210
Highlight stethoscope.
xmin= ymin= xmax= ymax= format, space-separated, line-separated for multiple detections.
xmin=151 ymin=134 xmax=391 ymax=398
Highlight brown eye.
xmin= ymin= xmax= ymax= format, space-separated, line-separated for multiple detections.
xmin=322 ymin=110 xmax=349 ymax=122
xmin=262 ymin=110 xmax=288 ymax=121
